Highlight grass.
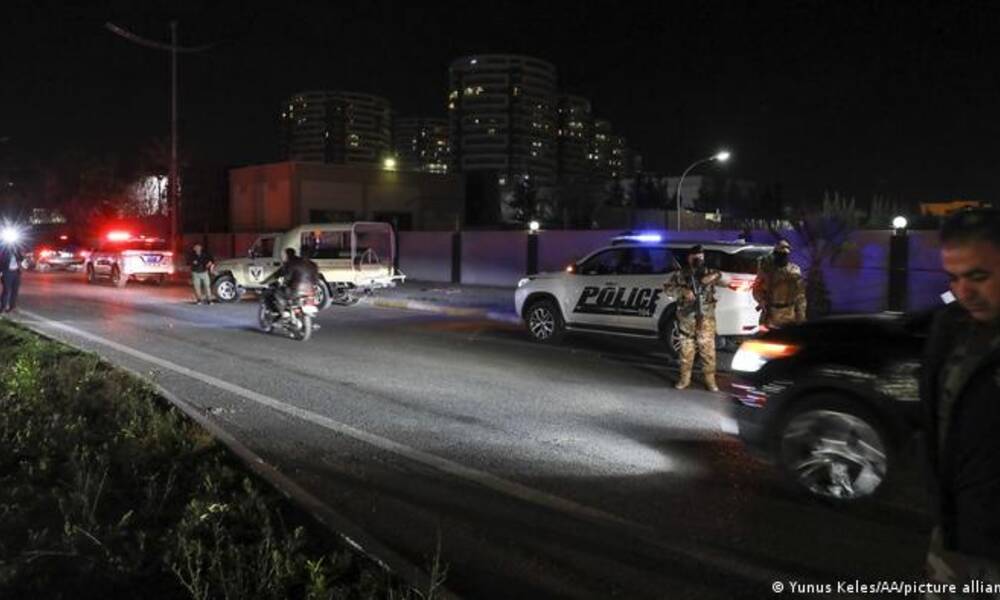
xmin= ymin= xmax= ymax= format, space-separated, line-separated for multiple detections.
xmin=0 ymin=320 xmax=442 ymax=600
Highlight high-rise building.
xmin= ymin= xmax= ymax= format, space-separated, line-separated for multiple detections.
xmin=393 ymin=117 xmax=450 ymax=174
xmin=280 ymin=91 xmax=392 ymax=166
xmin=448 ymin=55 xmax=558 ymax=187
xmin=556 ymin=94 xmax=593 ymax=182
xmin=590 ymin=119 xmax=632 ymax=179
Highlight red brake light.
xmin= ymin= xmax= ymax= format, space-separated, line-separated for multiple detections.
xmin=38 ymin=248 xmax=54 ymax=257
xmin=78 ymin=250 xmax=91 ymax=258
xmin=565 ymin=264 xmax=576 ymax=273
xmin=106 ymin=231 xmax=131 ymax=242
xmin=59 ymin=235 xmax=69 ymax=241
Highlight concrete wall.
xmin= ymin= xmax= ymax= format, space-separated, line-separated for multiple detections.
xmin=461 ymin=231 xmax=527 ymax=287
xmin=909 ymin=231 xmax=949 ymax=311
xmin=398 ymin=232 xmax=453 ymax=282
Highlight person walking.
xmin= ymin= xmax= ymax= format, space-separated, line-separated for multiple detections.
xmin=922 ymin=208 xmax=1000 ymax=598
xmin=664 ymin=245 xmax=723 ymax=391
xmin=752 ymin=239 xmax=807 ymax=329
xmin=187 ymin=243 xmax=215 ymax=305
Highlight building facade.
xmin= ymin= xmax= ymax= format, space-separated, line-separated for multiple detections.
xmin=448 ymin=55 xmax=558 ymax=188
xmin=230 ymin=162 xmax=465 ymax=232
xmin=393 ymin=117 xmax=450 ymax=174
xmin=280 ymin=91 xmax=393 ymax=166
xmin=556 ymin=94 xmax=593 ymax=183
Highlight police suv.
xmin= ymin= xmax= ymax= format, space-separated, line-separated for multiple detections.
xmin=514 ymin=233 xmax=772 ymax=354
xmin=85 ymin=233 xmax=174 ymax=288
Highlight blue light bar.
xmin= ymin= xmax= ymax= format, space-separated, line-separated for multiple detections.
xmin=624 ymin=232 xmax=662 ymax=243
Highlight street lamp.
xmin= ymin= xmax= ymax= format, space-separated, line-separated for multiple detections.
xmin=106 ymin=21 xmax=214 ymax=258
xmin=528 ymin=220 xmax=541 ymax=233
xmin=383 ymin=157 xmax=398 ymax=171
xmin=892 ymin=215 xmax=908 ymax=231
xmin=675 ymin=150 xmax=731 ymax=231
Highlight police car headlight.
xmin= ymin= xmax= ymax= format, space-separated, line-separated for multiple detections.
xmin=731 ymin=340 xmax=800 ymax=373
xmin=517 ymin=277 xmax=533 ymax=288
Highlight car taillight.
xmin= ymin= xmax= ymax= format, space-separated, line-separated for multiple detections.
xmin=38 ymin=249 xmax=54 ymax=257
xmin=565 ymin=264 xmax=575 ymax=273
xmin=78 ymin=250 xmax=90 ymax=258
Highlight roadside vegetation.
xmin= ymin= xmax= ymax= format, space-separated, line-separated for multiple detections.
xmin=0 ymin=320 xmax=443 ymax=600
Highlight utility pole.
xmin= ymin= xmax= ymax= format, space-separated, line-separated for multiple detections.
xmin=106 ymin=21 xmax=214 ymax=258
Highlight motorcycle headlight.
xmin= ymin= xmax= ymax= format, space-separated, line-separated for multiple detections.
xmin=731 ymin=340 xmax=800 ymax=373
xmin=517 ymin=277 xmax=533 ymax=288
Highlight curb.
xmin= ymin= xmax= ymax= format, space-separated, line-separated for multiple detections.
xmin=364 ymin=297 xmax=522 ymax=325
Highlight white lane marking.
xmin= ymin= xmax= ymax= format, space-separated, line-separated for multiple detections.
xmin=16 ymin=309 xmax=635 ymax=531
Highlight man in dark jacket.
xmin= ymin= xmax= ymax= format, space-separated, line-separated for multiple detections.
xmin=186 ymin=243 xmax=215 ymax=305
xmin=263 ymin=248 xmax=319 ymax=311
xmin=0 ymin=242 xmax=25 ymax=313
xmin=922 ymin=208 xmax=1000 ymax=594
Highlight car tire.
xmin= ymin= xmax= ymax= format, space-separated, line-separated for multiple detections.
xmin=659 ymin=310 xmax=682 ymax=359
xmin=112 ymin=266 xmax=128 ymax=288
xmin=86 ymin=265 xmax=96 ymax=284
xmin=524 ymin=298 xmax=565 ymax=344
xmin=314 ymin=279 xmax=331 ymax=310
xmin=212 ymin=275 xmax=241 ymax=303
xmin=775 ymin=394 xmax=894 ymax=503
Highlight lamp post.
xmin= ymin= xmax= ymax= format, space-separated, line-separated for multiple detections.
xmin=106 ymin=21 xmax=214 ymax=257
xmin=675 ymin=150 xmax=730 ymax=231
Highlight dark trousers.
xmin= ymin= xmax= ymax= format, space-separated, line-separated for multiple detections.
xmin=1 ymin=270 xmax=21 ymax=310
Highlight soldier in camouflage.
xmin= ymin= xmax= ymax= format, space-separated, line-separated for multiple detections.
xmin=752 ymin=239 xmax=807 ymax=329
xmin=663 ymin=245 xmax=723 ymax=391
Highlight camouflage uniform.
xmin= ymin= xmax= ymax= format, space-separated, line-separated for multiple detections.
xmin=664 ymin=266 xmax=722 ymax=390
xmin=752 ymin=255 xmax=807 ymax=328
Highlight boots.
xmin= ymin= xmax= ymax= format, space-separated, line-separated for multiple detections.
xmin=674 ymin=366 xmax=692 ymax=390
xmin=704 ymin=373 xmax=719 ymax=392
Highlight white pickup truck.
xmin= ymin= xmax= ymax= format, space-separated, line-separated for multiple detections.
xmin=211 ymin=222 xmax=404 ymax=307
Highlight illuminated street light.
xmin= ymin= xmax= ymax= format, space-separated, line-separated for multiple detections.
xmin=892 ymin=215 xmax=908 ymax=230
xmin=528 ymin=220 xmax=541 ymax=233
xmin=675 ymin=149 xmax=732 ymax=231
xmin=383 ymin=157 xmax=398 ymax=171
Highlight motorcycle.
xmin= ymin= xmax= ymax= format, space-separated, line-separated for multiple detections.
xmin=258 ymin=284 xmax=319 ymax=341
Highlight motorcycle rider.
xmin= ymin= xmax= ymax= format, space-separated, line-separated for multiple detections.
xmin=263 ymin=247 xmax=319 ymax=315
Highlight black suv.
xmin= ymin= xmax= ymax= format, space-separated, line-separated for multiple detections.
xmin=726 ymin=311 xmax=932 ymax=502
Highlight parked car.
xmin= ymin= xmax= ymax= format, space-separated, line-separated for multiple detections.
xmin=85 ymin=233 xmax=174 ymax=287
xmin=210 ymin=222 xmax=404 ymax=307
xmin=724 ymin=311 xmax=931 ymax=502
xmin=514 ymin=233 xmax=770 ymax=355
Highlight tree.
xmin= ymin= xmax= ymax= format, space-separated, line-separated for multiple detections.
xmin=787 ymin=191 xmax=857 ymax=318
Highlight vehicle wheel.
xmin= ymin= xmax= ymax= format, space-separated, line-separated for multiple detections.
xmin=112 ymin=266 xmax=128 ymax=288
xmin=659 ymin=312 xmax=682 ymax=359
xmin=257 ymin=303 xmax=274 ymax=333
xmin=776 ymin=395 xmax=893 ymax=503
xmin=86 ymin=265 xmax=96 ymax=284
xmin=212 ymin=276 xmax=241 ymax=303
xmin=524 ymin=299 xmax=565 ymax=344
xmin=290 ymin=314 xmax=312 ymax=342
xmin=313 ymin=280 xmax=331 ymax=310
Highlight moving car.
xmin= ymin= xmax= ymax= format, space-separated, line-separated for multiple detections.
xmin=725 ymin=311 xmax=930 ymax=502
xmin=210 ymin=222 xmax=404 ymax=307
xmin=28 ymin=236 xmax=89 ymax=271
xmin=85 ymin=232 xmax=174 ymax=287
xmin=514 ymin=233 xmax=770 ymax=354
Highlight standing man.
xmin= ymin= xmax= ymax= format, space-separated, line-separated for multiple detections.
xmin=664 ymin=245 xmax=723 ymax=391
xmin=752 ymin=239 xmax=807 ymax=329
xmin=922 ymin=209 xmax=1000 ymax=594
xmin=187 ymin=243 xmax=215 ymax=305
xmin=0 ymin=235 xmax=25 ymax=313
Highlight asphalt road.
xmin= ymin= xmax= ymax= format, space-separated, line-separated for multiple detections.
xmin=9 ymin=271 xmax=931 ymax=599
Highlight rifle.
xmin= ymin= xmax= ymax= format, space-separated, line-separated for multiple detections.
xmin=689 ymin=269 xmax=704 ymax=321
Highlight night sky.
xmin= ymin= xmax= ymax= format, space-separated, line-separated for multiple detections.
xmin=3 ymin=0 xmax=999 ymax=205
